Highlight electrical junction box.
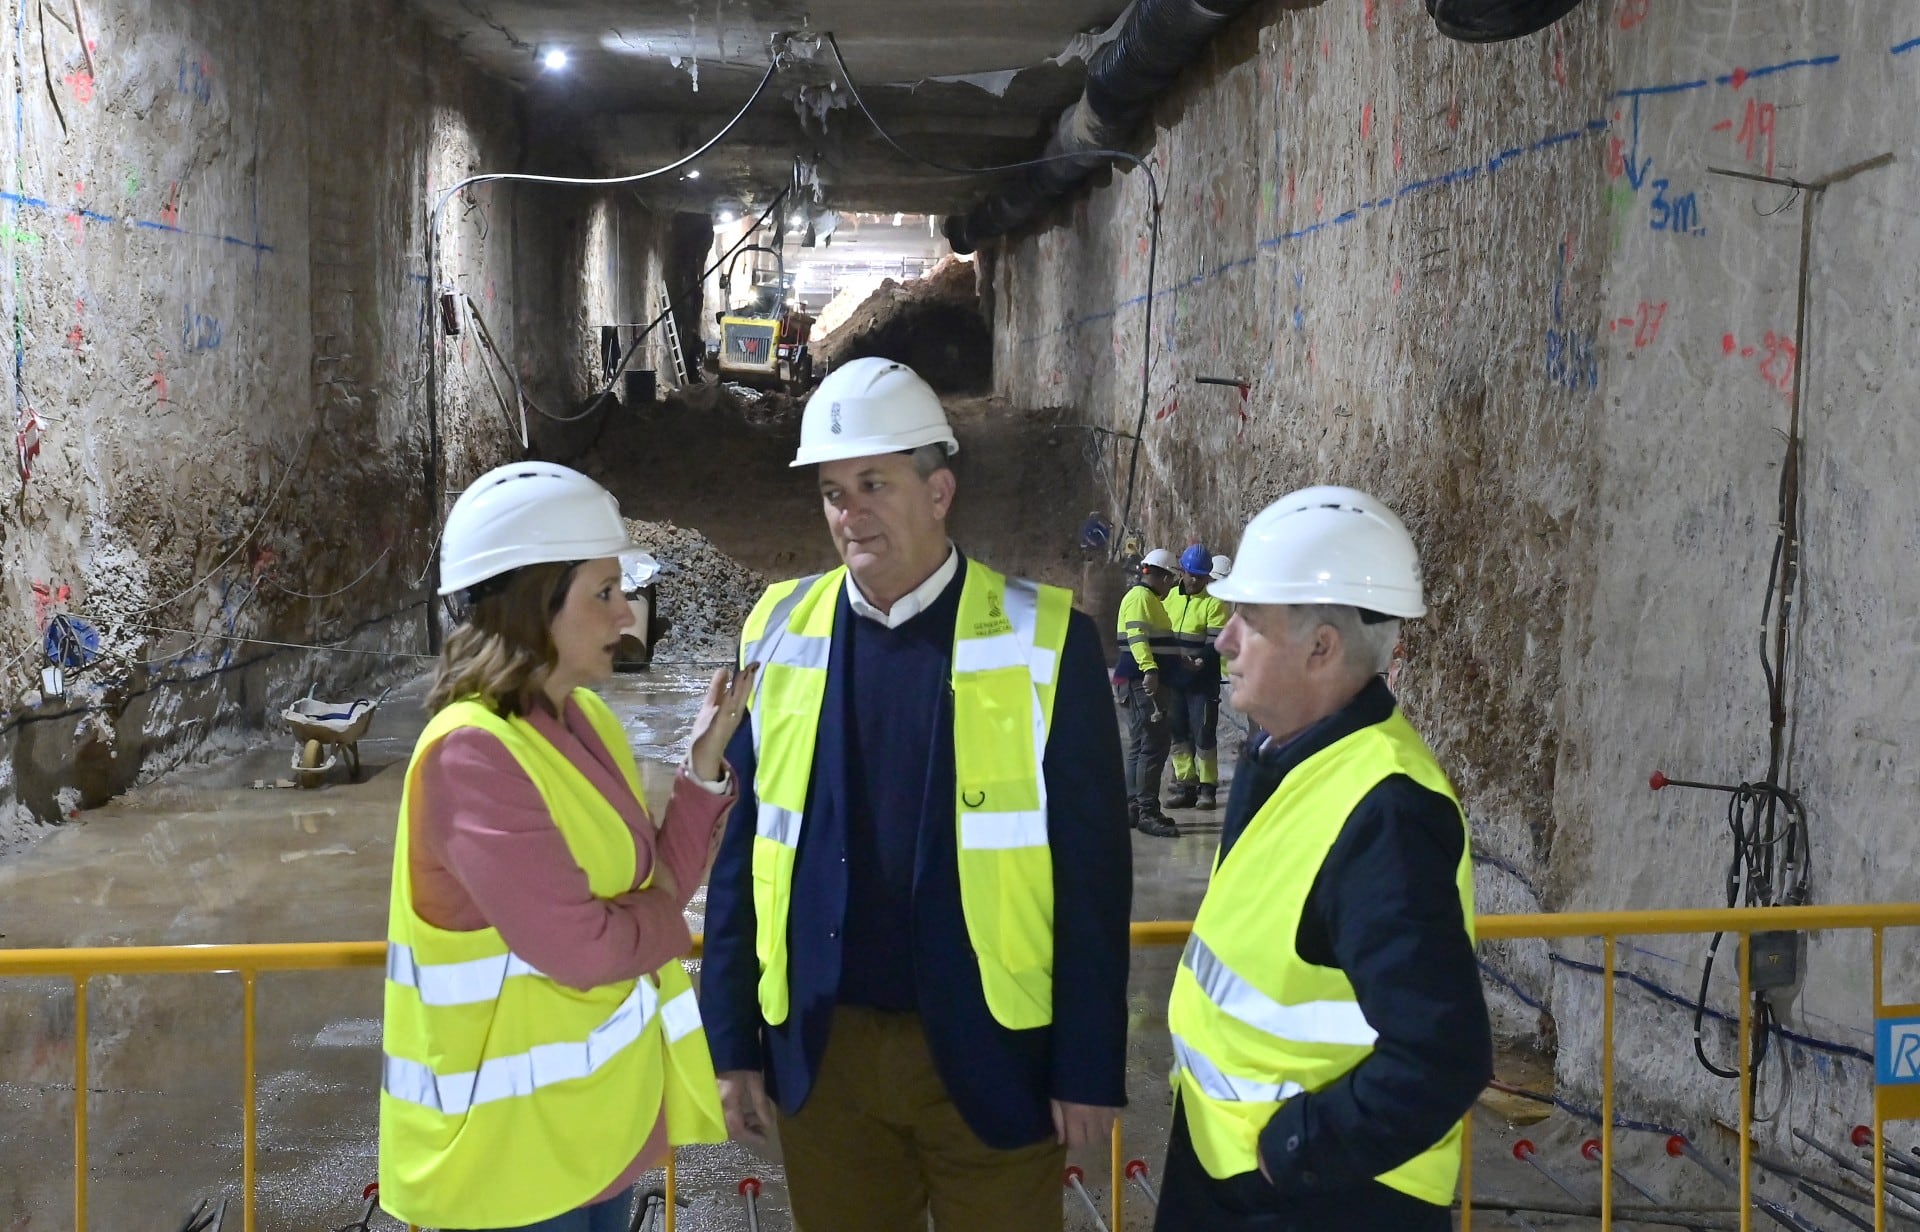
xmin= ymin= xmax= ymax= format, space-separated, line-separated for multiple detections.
xmin=1748 ymin=930 xmax=1800 ymax=991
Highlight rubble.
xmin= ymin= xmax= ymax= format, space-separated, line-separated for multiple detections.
xmin=623 ymin=517 xmax=765 ymax=665
xmin=811 ymin=255 xmax=991 ymax=393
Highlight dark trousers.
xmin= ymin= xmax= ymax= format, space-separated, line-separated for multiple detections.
xmin=451 ymin=1193 xmax=631 ymax=1232
xmin=1121 ymin=678 xmax=1169 ymax=810
xmin=1166 ymin=685 xmax=1219 ymax=784
xmin=1154 ymin=1101 xmax=1450 ymax=1232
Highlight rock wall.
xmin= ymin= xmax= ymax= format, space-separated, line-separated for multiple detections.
xmin=0 ymin=0 xmax=663 ymax=847
xmin=994 ymin=0 xmax=1920 ymax=1150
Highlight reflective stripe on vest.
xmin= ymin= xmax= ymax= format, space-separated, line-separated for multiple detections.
xmin=741 ymin=561 xmax=1071 ymax=1029
xmin=1166 ymin=709 xmax=1473 ymax=1206
xmin=378 ymin=690 xmax=725 ymax=1229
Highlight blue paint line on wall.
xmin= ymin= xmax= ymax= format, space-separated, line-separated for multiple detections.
xmin=1 ymin=189 xmax=273 ymax=253
xmin=1893 ymin=36 xmax=1920 ymax=55
xmin=1017 ymin=52 xmax=1843 ymax=347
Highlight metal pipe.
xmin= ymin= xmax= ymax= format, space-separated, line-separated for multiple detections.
xmin=74 ymin=976 xmax=88 ymax=1232
xmin=737 ymin=1177 xmax=761 ymax=1232
xmin=1065 ymin=1166 xmax=1110 ymax=1232
xmin=1853 ymin=1128 xmax=1920 ymax=1182
xmin=1582 ymin=1137 xmax=1706 ymax=1230
xmin=1125 ymin=1158 xmax=1161 ymax=1206
xmin=1513 ymin=1140 xmax=1586 ymax=1203
xmin=1744 ymin=1156 xmax=1875 ymax=1231
xmin=1669 ymin=1135 xmax=1826 ymax=1232
xmin=1794 ymin=1132 xmax=1920 ymax=1203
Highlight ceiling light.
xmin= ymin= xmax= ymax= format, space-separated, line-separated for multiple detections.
xmin=542 ymin=48 xmax=569 ymax=71
xmin=717 ymin=210 xmax=737 ymax=224
xmin=788 ymin=213 xmax=805 ymax=228
xmin=892 ymin=212 xmax=904 ymax=226
xmin=683 ymin=169 xmax=701 ymax=181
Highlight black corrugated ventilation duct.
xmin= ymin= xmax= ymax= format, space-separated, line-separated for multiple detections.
xmin=1426 ymin=0 xmax=1585 ymax=42
xmin=944 ymin=0 xmax=1586 ymax=254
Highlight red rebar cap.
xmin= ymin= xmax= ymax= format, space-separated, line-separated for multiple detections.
xmin=738 ymin=1177 xmax=762 ymax=1197
xmin=1512 ymin=1139 xmax=1536 ymax=1161
xmin=1666 ymin=1135 xmax=1688 ymax=1157
xmin=1126 ymin=1159 xmax=1150 ymax=1180
xmin=363 ymin=1182 xmax=379 ymax=1200
xmin=1064 ymin=1165 xmax=1086 ymax=1185
xmin=1650 ymin=770 xmax=1670 ymax=791
xmin=1852 ymin=1125 xmax=1874 ymax=1148
xmin=1580 ymin=1139 xmax=1602 ymax=1161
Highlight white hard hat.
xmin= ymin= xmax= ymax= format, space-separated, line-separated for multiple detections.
xmin=792 ymin=356 xmax=957 ymax=467
xmin=1209 ymin=486 xmax=1425 ymax=617
xmin=1140 ymin=547 xmax=1179 ymax=572
xmin=438 ymin=462 xmax=634 ymax=596
xmin=1210 ymin=554 xmax=1232 ymax=581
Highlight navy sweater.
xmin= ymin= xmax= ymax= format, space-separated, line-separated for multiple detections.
xmin=1159 ymin=678 xmax=1491 ymax=1229
xmin=699 ymin=558 xmax=1132 ymax=1148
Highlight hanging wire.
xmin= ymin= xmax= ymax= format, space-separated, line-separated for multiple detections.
xmin=819 ymin=32 xmax=1164 ymax=552
xmin=261 ymin=548 xmax=393 ymax=601
xmin=95 ymin=424 xmax=318 ymax=621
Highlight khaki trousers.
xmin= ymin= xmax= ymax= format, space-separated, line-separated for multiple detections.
xmin=777 ymin=1006 xmax=1066 ymax=1232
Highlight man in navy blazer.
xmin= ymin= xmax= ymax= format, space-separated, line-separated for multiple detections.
xmin=699 ymin=359 xmax=1132 ymax=1231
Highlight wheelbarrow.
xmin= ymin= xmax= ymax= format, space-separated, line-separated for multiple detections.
xmin=282 ymin=695 xmax=379 ymax=788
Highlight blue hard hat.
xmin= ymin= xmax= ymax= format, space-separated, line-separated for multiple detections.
xmin=1179 ymin=543 xmax=1211 ymax=575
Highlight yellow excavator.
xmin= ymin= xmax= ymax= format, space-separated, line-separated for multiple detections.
xmin=712 ymin=245 xmax=814 ymax=390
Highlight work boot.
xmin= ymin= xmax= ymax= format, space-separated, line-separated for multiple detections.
xmin=1126 ymin=800 xmax=1142 ymax=830
xmin=1195 ymin=784 xmax=1217 ymax=811
xmin=1164 ymin=780 xmax=1198 ymax=810
xmin=1136 ymin=812 xmax=1181 ymax=838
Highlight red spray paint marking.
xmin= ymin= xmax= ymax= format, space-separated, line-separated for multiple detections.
xmin=1617 ymin=0 xmax=1651 ymax=30
xmin=152 ymin=351 xmax=170 ymax=404
xmin=1728 ymin=66 xmax=1749 ymax=88
xmin=1363 ymin=0 xmax=1379 ymax=30
xmin=1393 ymin=271 xmax=1403 ymax=296
xmin=1154 ymin=397 xmax=1180 ymax=422
xmin=32 ymin=582 xmax=72 ymax=630
xmin=1320 ymin=37 xmax=1331 ymax=60
xmin=63 ymin=71 xmax=94 ymax=103
xmin=161 ymin=182 xmax=181 ymax=227
xmin=1361 ymin=102 xmax=1373 ymax=139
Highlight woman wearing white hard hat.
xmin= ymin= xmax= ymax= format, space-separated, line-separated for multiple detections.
xmin=379 ymin=461 xmax=755 ymax=1232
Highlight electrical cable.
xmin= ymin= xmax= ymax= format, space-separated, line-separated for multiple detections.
xmin=67 ymin=613 xmax=439 ymax=661
xmin=405 ymin=46 xmax=785 ymax=406
xmin=820 ymin=32 xmax=1164 ymax=553
xmin=261 ymin=548 xmax=393 ymax=601
xmin=96 ymin=424 xmax=317 ymax=620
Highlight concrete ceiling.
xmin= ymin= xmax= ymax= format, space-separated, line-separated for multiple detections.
xmin=403 ymin=1 xmax=1129 ymax=215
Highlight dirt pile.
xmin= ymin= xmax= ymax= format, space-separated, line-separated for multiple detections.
xmin=623 ymin=518 xmax=765 ymax=665
xmin=812 ymin=255 xmax=990 ymax=394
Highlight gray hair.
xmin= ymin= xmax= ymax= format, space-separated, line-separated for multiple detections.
xmin=906 ymin=443 xmax=953 ymax=480
xmin=1282 ymin=604 xmax=1401 ymax=679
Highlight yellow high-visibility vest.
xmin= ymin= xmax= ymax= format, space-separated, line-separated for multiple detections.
xmin=1117 ymin=583 xmax=1176 ymax=672
xmin=738 ymin=561 xmax=1072 ymax=1029
xmin=378 ymin=689 xmax=725 ymax=1229
xmin=1165 ymin=708 xmax=1474 ymax=1205
xmin=1164 ymin=589 xmax=1229 ymax=681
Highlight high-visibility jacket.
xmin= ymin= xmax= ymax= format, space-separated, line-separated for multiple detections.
xmin=1115 ymin=583 xmax=1176 ymax=677
xmin=738 ymin=561 xmax=1072 ymax=1030
xmin=1163 ymin=589 xmax=1228 ymax=688
xmin=1165 ymin=708 xmax=1474 ymax=1205
xmin=379 ymin=690 xmax=726 ymax=1229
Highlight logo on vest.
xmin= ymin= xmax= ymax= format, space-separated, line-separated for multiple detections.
xmin=829 ymin=401 xmax=843 ymax=434
xmin=987 ymin=593 xmax=1002 ymax=619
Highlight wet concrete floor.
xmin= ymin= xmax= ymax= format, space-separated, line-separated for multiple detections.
xmin=0 ymin=671 xmax=1585 ymax=1231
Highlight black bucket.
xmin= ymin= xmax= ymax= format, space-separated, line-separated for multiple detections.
xmin=624 ymin=369 xmax=657 ymax=404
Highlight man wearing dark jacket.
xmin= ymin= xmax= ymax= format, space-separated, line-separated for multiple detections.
xmin=1155 ymin=486 xmax=1491 ymax=1231
xmin=700 ymin=358 xmax=1132 ymax=1232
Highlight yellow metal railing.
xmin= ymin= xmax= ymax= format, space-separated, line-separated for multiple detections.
xmin=4 ymin=904 xmax=1918 ymax=1232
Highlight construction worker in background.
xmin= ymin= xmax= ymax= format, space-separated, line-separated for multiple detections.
xmin=381 ymin=462 xmax=752 ymax=1232
xmin=1161 ymin=543 xmax=1229 ymax=811
xmin=1115 ymin=548 xmax=1181 ymax=837
xmin=1155 ymin=487 xmax=1490 ymax=1232
xmin=700 ymin=357 xmax=1132 ymax=1232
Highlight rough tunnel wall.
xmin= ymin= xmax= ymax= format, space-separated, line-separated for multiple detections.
xmin=993 ymin=0 xmax=1920 ymax=1150
xmin=0 ymin=0 xmax=535 ymax=842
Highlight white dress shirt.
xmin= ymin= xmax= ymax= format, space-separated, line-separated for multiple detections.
xmin=844 ymin=545 xmax=959 ymax=629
